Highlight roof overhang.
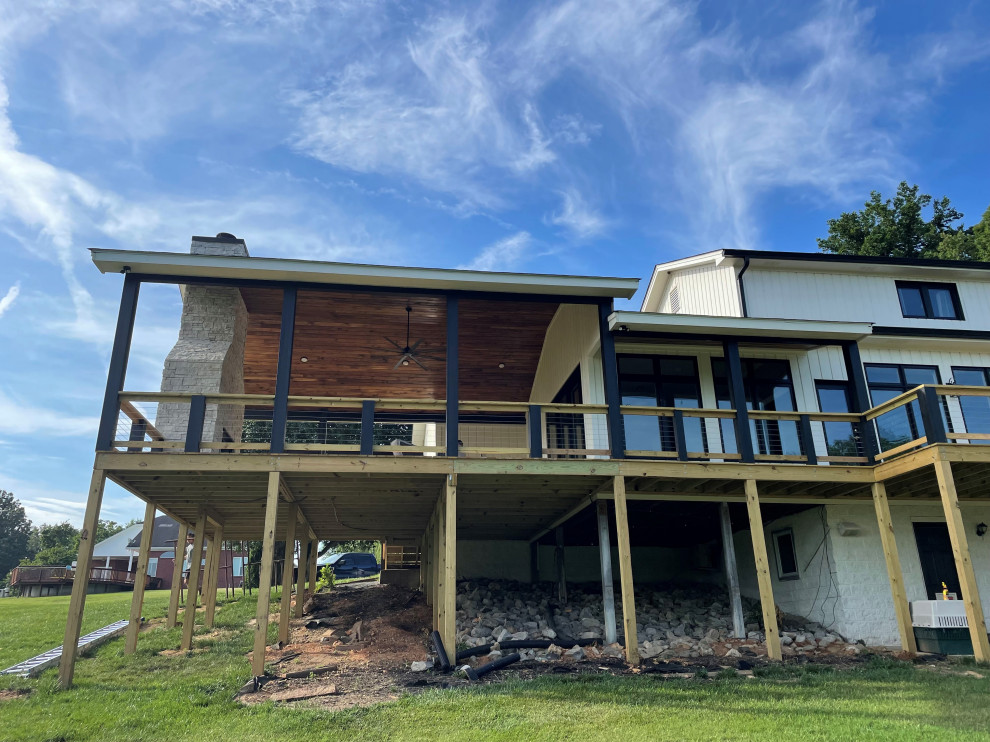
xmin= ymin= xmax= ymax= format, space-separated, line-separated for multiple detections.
xmin=610 ymin=311 xmax=873 ymax=341
xmin=90 ymin=249 xmax=639 ymax=299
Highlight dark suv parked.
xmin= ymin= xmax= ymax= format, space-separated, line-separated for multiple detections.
xmin=323 ymin=552 xmax=380 ymax=579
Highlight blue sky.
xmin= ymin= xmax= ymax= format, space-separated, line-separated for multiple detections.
xmin=1 ymin=0 xmax=989 ymax=527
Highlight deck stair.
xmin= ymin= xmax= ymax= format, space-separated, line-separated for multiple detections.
xmin=0 ymin=619 xmax=130 ymax=678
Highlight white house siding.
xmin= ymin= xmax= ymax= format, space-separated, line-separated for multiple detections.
xmin=658 ymin=263 xmax=742 ymax=317
xmin=743 ymin=269 xmax=990 ymax=331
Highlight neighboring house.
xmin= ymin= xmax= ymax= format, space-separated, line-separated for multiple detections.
xmin=124 ymin=515 xmax=248 ymax=590
xmin=55 ymin=234 xmax=990 ymax=687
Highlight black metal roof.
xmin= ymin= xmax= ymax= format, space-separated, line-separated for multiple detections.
xmin=721 ymin=249 xmax=990 ymax=272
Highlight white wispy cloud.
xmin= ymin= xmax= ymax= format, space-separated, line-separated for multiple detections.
xmin=545 ymin=188 xmax=609 ymax=240
xmin=0 ymin=389 xmax=100 ymax=436
xmin=459 ymin=231 xmax=533 ymax=272
xmin=0 ymin=282 xmax=19 ymax=318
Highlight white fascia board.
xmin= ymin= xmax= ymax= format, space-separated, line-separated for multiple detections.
xmin=90 ymin=249 xmax=640 ymax=299
xmin=610 ymin=310 xmax=873 ymax=341
xmin=640 ymin=250 xmax=729 ymax=312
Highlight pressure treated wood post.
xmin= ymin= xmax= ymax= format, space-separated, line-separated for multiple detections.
xmin=253 ymin=472 xmax=281 ymax=677
xmin=442 ymin=474 xmax=457 ymax=655
xmin=166 ymin=523 xmax=188 ymax=628
xmin=555 ymin=526 xmax=567 ymax=604
xmin=125 ymin=502 xmax=157 ymax=654
xmin=204 ymin=525 xmax=224 ymax=628
xmin=278 ymin=503 xmax=298 ymax=645
xmin=719 ymin=502 xmax=746 ymax=639
xmin=180 ymin=511 xmax=208 ymax=651
xmin=596 ymin=501 xmax=618 ymax=645
xmin=58 ymin=469 xmax=107 ymax=689
xmin=871 ymin=482 xmax=917 ymax=653
xmin=934 ymin=458 xmax=990 ymax=662
xmin=309 ymin=538 xmax=318 ymax=595
xmin=613 ymin=475 xmax=639 ymax=664
xmin=744 ymin=480 xmax=782 ymax=660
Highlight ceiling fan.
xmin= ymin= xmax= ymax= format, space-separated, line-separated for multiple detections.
xmin=361 ymin=305 xmax=445 ymax=370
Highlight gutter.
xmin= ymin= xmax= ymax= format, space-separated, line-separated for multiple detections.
xmin=736 ymin=256 xmax=751 ymax=318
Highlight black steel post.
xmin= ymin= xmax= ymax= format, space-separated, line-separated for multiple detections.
xmin=598 ymin=301 xmax=625 ymax=459
xmin=723 ymin=340 xmax=755 ymax=463
xmin=528 ymin=405 xmax=543 ymax=459
xmin=360 ymin=399 xmax=375 ymax=456
xmin=917 ymin=386 xmax=948 ymax=444
xmin=95 ymin=274 xmax=140 ymax=451
xmin=672 ymin=409 xmax=688 ymax=461
xmin=446 ymin=295 xmax=459 ymax=458
xmin=270 ymin=288 xmax=297 ymax=454
xmin=799 ymin=414 xmax=817 ymax=465
xmin=842 ymin=341 xmax=877 ymax=461
xmin=184 ymin=395 xmax=207 ymax=453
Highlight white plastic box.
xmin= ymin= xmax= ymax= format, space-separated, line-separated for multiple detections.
xmin=911 ymin=600 xmax=968 ymax=628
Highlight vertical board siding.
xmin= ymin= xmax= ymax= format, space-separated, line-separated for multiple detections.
xmin=530 ymin=304 xmax=600 ymax=402
xmin=659 ymin=264 xmax=742 ymax=317
xmin=744 ymin=269 xmax=990 ymax=331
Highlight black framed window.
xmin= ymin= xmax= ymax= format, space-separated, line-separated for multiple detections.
xmin=865 ymin=363 xmax=950 ymax=449
xmin=772 ymin=528 xmax=799 ymax=580
xmin=895 ymin=281 xmax=963 ymax=320
xmin=712 ymin=358 xmax=801 ymax=457
xmin=815 ymin=381 xmax=860 ymax=457
xmin=618 ymin=354 xmax=707 ymax=456
xmin=950 ymin=367 xmax=990 ymax=443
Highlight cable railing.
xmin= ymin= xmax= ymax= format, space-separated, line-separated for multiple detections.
xmin=105 ymin=385 xmax=990 ymax=464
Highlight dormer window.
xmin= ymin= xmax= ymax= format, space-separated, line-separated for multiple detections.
xmin=895 ymin=281 xmax=963 ymax=320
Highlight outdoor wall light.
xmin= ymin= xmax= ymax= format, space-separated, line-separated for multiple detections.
xmin=977 ymin=522 xmax=987 ymax=538
xmin=299 ymin=356 xmax=309 ymax=363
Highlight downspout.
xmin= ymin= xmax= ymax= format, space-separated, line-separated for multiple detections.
xmin=736 ymin=256 xmax=751 ymax=318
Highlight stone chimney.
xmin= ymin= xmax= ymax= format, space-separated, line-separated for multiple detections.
xmin=157 ymin=234 xmax=251 ymax=447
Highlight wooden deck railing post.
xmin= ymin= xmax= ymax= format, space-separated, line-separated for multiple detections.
xmin=166 ymin=523 xmax=189 ymax=628
xmin=278 ymin=503 xmax=299 ymax=645
xmin=613 ymin=475 xmax=639 ymax=664
xmin=871 ymin=482 xmax=917 ymax=653
xmin=744 ymin=480 xmax=782 ymax=660
xmin=934 ymin=458 xmax=990 ymax=661
xmin=180 ymin=511 xmax=207 ymax=651
xmin=253 ymin=473 xmax=282 ymax=677
xmin=96 ymin=274 xmax=140 ymax=452
xmin=58 ymin=469 xmax=107 ymax=689
xmin=125 ymin=502 xmax=157 ymax=654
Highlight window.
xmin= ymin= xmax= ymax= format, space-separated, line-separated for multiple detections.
xmin=951 ymin=367 xmax=990 ymax=443
xmin=815 ymin=381 xmax=860 ymax=457
xmin=865 ymin=364 xmax=950 ymax=449
xmin=712 ymin=358 xmax=802 ymax=457
xmin=618 ymin=355 xmax=707 ymax=456
xmin=895 ymin=281 xmax=963 ymax=320
xmin=772 ymin=528 xmax=799 ymax=580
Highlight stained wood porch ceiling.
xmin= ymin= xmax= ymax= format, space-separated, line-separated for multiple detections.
xmin=239 ymin=288 xmax=560 ymax=401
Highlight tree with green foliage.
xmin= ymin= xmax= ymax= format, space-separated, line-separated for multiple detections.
xmin=818 ymin=181 xmax=989 ymax=260
xmin=0 ymin=490 xmax=33 ymax=585
xmin=22 ymin=521 xmax=80 ymax=566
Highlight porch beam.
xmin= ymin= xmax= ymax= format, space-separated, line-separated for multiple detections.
xmin=613 ymin=475 xmax=639 ymax=664
xmin=933 ymin=457 xmax=990 ymax=661
xmin=871 ymin=482 xmax=916 ymax=654
xmin=58 ymin=469 xmax=107 ymax=689
xmin=252 ymin=472 xmax=282 ymax=677
xmin=96 ymin=274 xmax=140 ymax=452
xmin=125 ymin=502 xmax=157 ymax=653
xmin=743 ymin=480 xmax=782 ymax=660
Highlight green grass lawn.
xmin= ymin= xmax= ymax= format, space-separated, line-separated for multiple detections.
xmin=2 ymin=590 xmax=989 ymax=741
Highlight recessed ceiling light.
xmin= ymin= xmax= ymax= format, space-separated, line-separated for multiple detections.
xmin=498 ymin=363 xmax=505 ymax=369
xmin=300 ymin=356 xmax=309 ymax=363
xmin=402 ymin=359 xmax=410 ymax=366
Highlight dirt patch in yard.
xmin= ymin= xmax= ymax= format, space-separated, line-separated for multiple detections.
xmin=0 ymin=689 xmax=31 ymax=702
